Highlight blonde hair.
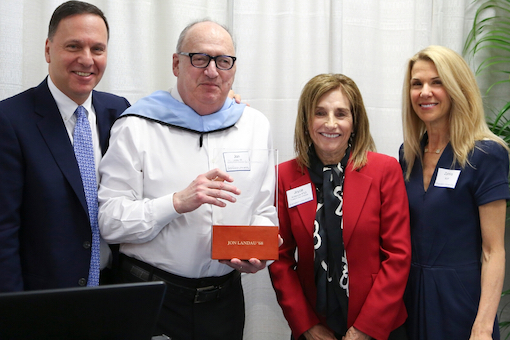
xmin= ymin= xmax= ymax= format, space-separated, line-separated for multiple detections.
xmin=295 ymin=73 xmax=376 ymax=170
xmin=402 ymin=45 xmax=508 ymax=180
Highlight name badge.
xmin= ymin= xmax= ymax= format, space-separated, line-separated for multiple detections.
xmin=434 ymin=168 xmax=461 ymax=189
xmin=287 ymin=183 xmax=314 ymax=208
xmin=223 ymin=151 xmax=250 ymax=172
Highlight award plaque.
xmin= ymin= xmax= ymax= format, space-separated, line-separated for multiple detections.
xmin=212 ymin=225 xmax=279 ymax=260
xmin=211 ymin=149 xmax=278 ymax=260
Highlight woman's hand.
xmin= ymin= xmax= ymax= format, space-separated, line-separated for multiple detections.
xmin=342 ymin=326 xmax=371 ymax=340
xmin=303 ymin=324 xmax=337 ymax=340
xmin=228 ymin=89 xmax=242 ymax=104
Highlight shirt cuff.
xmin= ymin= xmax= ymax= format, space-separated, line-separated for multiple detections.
xmin=151 ymin=192 xmax=180 ymax=226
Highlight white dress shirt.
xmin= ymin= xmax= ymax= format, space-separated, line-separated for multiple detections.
xmin=98 ymin=89 xmax=277 ymax=278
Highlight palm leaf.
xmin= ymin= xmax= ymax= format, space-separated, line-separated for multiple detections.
xmin=488 ymin=102 xmax=510 ymax=141
xmin=464 ymin=2 xmax=510 ymax=331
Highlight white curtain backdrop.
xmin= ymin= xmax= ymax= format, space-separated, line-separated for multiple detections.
xmin=0 ymin=1 xmax=476 ymax=339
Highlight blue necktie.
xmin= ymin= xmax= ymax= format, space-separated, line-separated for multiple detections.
xmin=73 ymin=106 xmax=100 ymax=286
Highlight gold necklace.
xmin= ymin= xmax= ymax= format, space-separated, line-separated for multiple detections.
xmin=424 ymin=147 xmax=442 ymax=154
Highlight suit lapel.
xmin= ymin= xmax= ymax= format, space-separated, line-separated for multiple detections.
xmin=289 ymin=168 xmax=317 ymax=239
xmin=343 ymin=165 xmax=372 ymax=247
xmin=34 ymin=80 xmax=88 ymax=213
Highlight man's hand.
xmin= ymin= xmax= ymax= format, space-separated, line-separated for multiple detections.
xmin=173 ymin=168 xmax=240 ymax=214
xmin=219 ymin=258 xmax=267 ymax=273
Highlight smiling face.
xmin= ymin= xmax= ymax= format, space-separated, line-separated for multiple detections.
xmin=410 ymin=60 xmax=451 ymax=128
xmin=45 ymin=13 xmax=108 ymax=105
xmin=309 ymin=88 xmax=353 ymax=165
xmin=172 ymin=21 xmax=236 ymax=116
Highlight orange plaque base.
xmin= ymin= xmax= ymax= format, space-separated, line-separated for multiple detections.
xmin=212 ymin=225 xmax=279 ymax=260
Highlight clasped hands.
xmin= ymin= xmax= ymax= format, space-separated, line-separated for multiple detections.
xmin=304 ymin=324 xmax=371 ymax=340
xmin=172 ymin=168 xmax=268 ymax=274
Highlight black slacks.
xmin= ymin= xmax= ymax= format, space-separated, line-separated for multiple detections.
xmin=119 ymin=255 xmax=245 ymax=340
xmin=154 ymin=278 xmax=245 ymax=340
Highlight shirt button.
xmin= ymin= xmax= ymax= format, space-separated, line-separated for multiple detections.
xmin=83 ymin=241 xmax=91 ymax=249
xmin=78 ymin=278 xmax=87 ymax=286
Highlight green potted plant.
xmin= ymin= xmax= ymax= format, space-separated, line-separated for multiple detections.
xmin=464 ymin=0 xmax=510 ymax=147
xmin=463 ymin=0 xmax=510 ymax=338
xmin=501 ymin=289 xmax=510 ymax=339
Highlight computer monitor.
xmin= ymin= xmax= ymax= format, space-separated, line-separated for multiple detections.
xmin=0 ymin=281 xmax=166 ymax=340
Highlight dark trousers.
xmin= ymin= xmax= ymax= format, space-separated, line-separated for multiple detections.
xmin=99 ymin=244 xmax=121 ymax=285
xmin=119 ymin=255 xmax=245 ymax=340
xmin=155 ymin=279 xmax=245 ymax=340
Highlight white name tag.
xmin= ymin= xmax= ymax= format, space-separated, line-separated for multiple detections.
xmin=434 ymin=168 xmax=461 ymax=189
xmin=223 ymin=151 xmax=250 ymax=172
xmin=287 ymin=183 xmax=314 ymax=208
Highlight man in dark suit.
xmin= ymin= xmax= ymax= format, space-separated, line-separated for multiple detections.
xmin=0 ymin=1 xmax=130 ymax=292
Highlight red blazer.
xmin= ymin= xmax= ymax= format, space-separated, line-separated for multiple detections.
xmin=269 ymin=152 xmax=411 ymax=340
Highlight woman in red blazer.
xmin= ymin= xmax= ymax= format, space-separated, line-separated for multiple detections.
xmin=269 ymin=74 xmax=411 ymax=340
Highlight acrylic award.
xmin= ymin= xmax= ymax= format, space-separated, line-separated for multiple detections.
xmin=211 ymin=148 xmax=279 ymax=260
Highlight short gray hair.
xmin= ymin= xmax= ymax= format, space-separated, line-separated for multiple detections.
xmin=176 ymin=19 xmax=235 ymax=53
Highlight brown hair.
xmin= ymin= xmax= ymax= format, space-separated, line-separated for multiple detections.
xmin=48 ymin=1 xmax=109 ymax=41
xmin=294 ymin=73 xmax=376 ymax=170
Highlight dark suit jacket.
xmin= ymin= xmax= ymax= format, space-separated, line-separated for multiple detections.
xmin=0 ymin=78 xmax=130 ymax=291
xmin=269 ymin=152 xmax=411 ymax=340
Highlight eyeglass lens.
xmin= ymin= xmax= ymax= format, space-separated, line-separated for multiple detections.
xmin=191 ymin=54 xmax=234 ymax=70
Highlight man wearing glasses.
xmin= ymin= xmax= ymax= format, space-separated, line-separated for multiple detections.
xmin=98 ymin=20 xmax=276 ymax=339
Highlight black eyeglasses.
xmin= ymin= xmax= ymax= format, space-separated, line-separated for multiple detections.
xmin=178 ymin=52 xmax=236 ymax=70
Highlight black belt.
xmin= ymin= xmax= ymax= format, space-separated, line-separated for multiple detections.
xmin=120 ymin=254 xmax=241 ymax=304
